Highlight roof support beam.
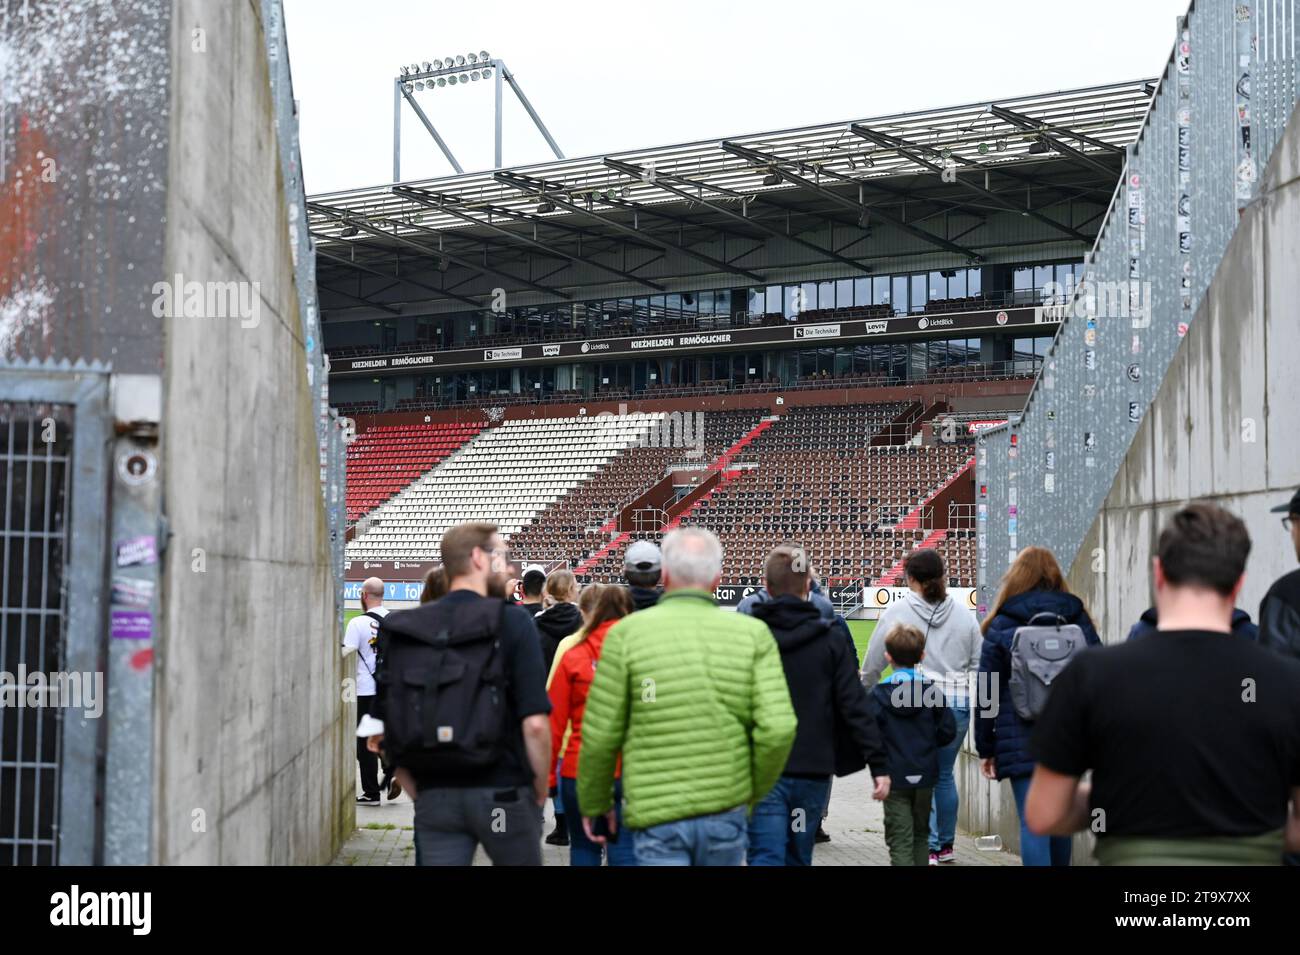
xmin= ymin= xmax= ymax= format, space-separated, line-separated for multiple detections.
xmin=494 ymin=171 xmax=763 ymax=282
xmin=603 ymin=158 xmax=872 ymax=275
xmin=988 ymin=105 xmax=1117 ymax=176
xmin=849 ymin=125 xmax=1090 ymax=243
xmin=719 ymin=141 xmax=981 ymax=261
xmin=316 ymin=283 xmax=402 ymax=315
xmin=392 ymin=185 xmax=665 ymax=291
xmin=307 ymin=202 xmax=571 ymax=300
xmin=314 ymin=245 xmax=484 ymax=309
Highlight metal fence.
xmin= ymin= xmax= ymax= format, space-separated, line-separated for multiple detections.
xmin=0 ymin=362 xmax=110 ymax=865
xmin=262 ymin=0 xmax=348 ymax=627
xmin=975 ymin=0 xmax=1300 ymax=617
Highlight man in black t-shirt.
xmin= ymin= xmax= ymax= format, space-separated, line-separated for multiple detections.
xmin=373 ymin=522 xmax=551 ymax=866
xmin=1026 ymin=503 xmax=1300 ymax=865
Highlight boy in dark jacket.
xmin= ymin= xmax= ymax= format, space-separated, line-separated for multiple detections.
xmin=744 ymin=546 xmax=891 ymax=865
xmin=870 ymin=623 xmax=956 ymax=866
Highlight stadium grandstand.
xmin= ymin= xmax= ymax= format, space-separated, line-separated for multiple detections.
xmin=314 ymin=79 xmax=1153 ymax=603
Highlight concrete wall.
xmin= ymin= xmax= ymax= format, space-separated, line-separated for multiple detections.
xmin=155 ymin=0 xmax=350 ymax=864
xmin=956 ymin=104 xmax=1300 ymax=863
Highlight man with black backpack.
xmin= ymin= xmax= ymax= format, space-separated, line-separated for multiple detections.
xmin=371 ymin=523 xmax=552 ymax=866
xmin=343 ymin=577 xmax=389 ymax=804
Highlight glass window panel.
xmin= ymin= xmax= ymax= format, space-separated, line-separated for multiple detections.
xmin=891 ymin=276 xmax=908 ymax=315
xmin=766 ymin=285 xmax=781 ymax=315
xmin=910 ymin=274 xmax=927 ymax=312
xmin=783 ymin=286 xmax=800 ymax=320
xmin=837 ymin=279 xmax=854 ymax=309
xmin=855 ymin=277 xmax=871 ymax=307
xmin=1013 ymin=266 xmax=1033 ymax=291
xmin=949 ymin=270 xmax=967 ymax=298
xmin=929 ymin=271 xmax=946 ymax=301
xmin=818 ymin=280 xmax=835 ymax=310
xmin=1034 ymin=265 xmax=1053 ymax=297
xmin=873 ymin=276 xmax=890 ymax=306
xmin=968 ymin=267 xmax=982 ymax=297
xmin=801 ymin=281 xmax=817 ymax=314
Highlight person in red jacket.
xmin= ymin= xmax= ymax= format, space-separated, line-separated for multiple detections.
xmin=549 ymin=585 xmax=637 ymax=866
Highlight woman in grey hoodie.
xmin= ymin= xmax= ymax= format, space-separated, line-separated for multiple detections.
xmin=861 ymin=549 xmax=982 ymax=864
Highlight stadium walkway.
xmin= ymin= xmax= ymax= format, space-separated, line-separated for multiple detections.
xmin=332 ymin=769 xmax=1020 ymax=866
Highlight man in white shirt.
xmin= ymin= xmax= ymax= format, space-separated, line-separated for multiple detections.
xmin=344 ymin=577 xmax=389 ymax=804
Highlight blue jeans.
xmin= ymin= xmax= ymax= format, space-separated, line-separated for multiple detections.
xmin=560 ymin=777 xmax=637 ymax=867
xmin=929 ymin=703 xmax=970 ymax=851
xmin=552 ymin=758 xmax=564 ymax=813
xmin=1010 ymin=775 xmax=1072 ymax=866
xmin=747 ymin=775 xmax=832 ymax=866
xmin=632 ymin=806 xmax=748 ymax=866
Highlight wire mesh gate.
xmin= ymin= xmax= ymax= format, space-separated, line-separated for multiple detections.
xmin=0 ymin=363 xmax=111 ymax=865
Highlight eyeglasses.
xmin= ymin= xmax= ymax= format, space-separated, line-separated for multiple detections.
xmin=1284 ymin=516 xmax=1295 ymax=532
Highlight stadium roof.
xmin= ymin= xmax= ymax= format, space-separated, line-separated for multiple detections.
xmin=308 ymin=79 xmax=1154 ymax=311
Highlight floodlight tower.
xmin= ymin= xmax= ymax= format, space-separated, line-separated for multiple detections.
xmin=392 ymin=51 xmax=564 ymax=180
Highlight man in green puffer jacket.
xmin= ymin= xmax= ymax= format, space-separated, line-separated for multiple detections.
xmin=577 ymin=527 xmax=798 ymax=866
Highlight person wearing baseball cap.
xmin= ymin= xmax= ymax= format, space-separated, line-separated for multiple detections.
xmin=623 ymin=539 xmax=663 ymax=610
xmin=1260 ymin=488 xmax=1300 ymax=662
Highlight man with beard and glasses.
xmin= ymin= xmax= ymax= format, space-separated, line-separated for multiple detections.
xmin=370 ymin=522 xmax=552 ymax=865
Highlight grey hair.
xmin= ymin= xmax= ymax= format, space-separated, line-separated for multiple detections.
xmin=661 ymin=527 xmax=723 ymax=588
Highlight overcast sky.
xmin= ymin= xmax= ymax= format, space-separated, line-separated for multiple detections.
xmin=284 ymin=0 xmax=1190 ymax=196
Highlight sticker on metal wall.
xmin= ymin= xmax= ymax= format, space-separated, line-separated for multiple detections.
xmin=1045 ymin=473 xmax=1055 ymax=494
xmin=111 ymin=610 xmax=152 ymax=640
xmin=1129 ymin=402 xmax=1142 ymax=422
xmin=111 ymin=576 xmax=155 ymax=609
xmin=116 ymin=536 xmax=158 ymax=568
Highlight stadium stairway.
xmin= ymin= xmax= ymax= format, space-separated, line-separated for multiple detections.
xmin=711 ymin=418 xmax=775 ymax=470
xmin=876 ymin=528 xmax=948 ymax=585
xmin=895 ymin=454 xmax=975 ymax=529
xmin=573 ymin=531 xmax=631 ymax=577
xmin=664 ymin=468 xmax=745 ymax=531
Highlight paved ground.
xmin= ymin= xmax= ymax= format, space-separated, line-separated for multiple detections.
xmin=332 ymin=770 xmax=1020 ymax=866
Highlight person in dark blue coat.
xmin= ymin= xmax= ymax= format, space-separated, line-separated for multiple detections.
xmin=1126 ymin=606 xmax=1258 ymax=641
xmin=975 ymin=546 xmax=1100 ymax=866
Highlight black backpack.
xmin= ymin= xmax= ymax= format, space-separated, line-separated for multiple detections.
xmin=374 ymin=597 xmax=509 ymax=776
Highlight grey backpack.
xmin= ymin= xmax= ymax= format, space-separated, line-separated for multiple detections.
xmin=1008 ymin=612 xmax=1087 ymax=721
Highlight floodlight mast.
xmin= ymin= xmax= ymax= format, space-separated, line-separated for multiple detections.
xmin=391 ymin=53 xmax=564 ymax=181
